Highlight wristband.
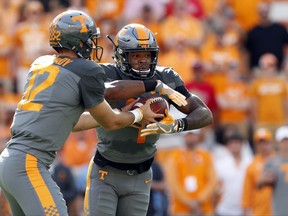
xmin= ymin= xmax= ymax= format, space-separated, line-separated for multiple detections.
xmin=129 ymin=108 xmax=144 ymax=124
xmin=177 ymin=118 xmax=188 ymax=132
xmin=143 ymin=80 xmax=157 ymax=92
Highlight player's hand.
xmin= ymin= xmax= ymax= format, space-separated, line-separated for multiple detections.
xmin=139 ymin=100 xmax=164 ymax=124
xmin=140 ymin=110 xmax=183 ymax=136
xmin=121 ymin=99 xmax=144 ymax=128
xmin=119 ymin=99 xmax=162 ymax=128
xmin=120 ymin=98 xmax=139 ymax=112
xmin=155 ymin=80 xmax=187 ymax=106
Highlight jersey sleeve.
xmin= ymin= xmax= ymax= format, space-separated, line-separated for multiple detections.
xmin=158 ymin=67 xmax=191 ymax=105
xmin=167 ymin=68 xmax=191 ymax=98
xmin=162 ymin=67 xmax=185 ymax=87
xmin=78 ymin=68 xmax=107 ymax=109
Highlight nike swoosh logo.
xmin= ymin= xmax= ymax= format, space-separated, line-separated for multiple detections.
xmin=144 ymin=179 xmax=152 ymax=184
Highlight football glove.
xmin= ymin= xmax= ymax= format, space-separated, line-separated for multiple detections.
xmin=155 ymin=80 xmax=188 ymax=107
xmin=140 ymin=110 xmax=186 ymax=136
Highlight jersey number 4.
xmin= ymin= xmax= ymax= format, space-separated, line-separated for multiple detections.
xmin=17 ymin=65 xmax=60 ymax=112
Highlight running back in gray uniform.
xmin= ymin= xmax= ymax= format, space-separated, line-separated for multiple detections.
xmin=84 ymin=64 xmax=190 ymax=216
xmin=263 ymin=156 xmax=288 ymax=216
xmin=97 ymin=64 xmax=184 ymax=164
xmin=0 ymin=54 xmax=106 ymax=216
xmin=84 ymin=23 xmax=212 ymax=216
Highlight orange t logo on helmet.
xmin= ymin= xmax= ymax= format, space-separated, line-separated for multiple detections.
xmin=72 ymin=15 xmax=89 ymax=33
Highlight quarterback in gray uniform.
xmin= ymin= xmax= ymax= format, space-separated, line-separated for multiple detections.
xmin=0 ymin=11 xmax=163 ymax=216
xmin=84 ymin=24 xmax=213 ymax=216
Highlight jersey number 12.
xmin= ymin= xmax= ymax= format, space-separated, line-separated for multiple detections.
xmin=17 ymin=65 xmax=60 ymax=112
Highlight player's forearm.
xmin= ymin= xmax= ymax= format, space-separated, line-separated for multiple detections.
xmin=104 ymin=80 xmax=158 ymax=100
xmin=178 ymin=94 xmax=213 ymax=131
xmin=86 ymin=100 xmax=147 ymax=131
xmin=73 ymin=112 xmax=100 ymax=132
xmin=73 ymin=110 xmax=133 ymax=132
xmin=185 ymin=107 xmax=213 ymax=130
xmin=103 ymin=111 xmax=137 ymax=130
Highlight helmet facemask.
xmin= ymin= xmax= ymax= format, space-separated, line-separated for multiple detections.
xmin=73 ymin=28 xmax=103 ymax=61
xmin=86 ymin=28 xmax=103 ymax=62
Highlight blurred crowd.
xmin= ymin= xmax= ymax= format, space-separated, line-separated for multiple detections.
xmin=1 ymin=0 xmax=288 ymax=215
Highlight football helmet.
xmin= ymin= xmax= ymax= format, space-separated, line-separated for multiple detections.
xmin=49 ymin=10 xmax=103 ymax=61
xmin=112 ymin=24 xmax=159 ymax=79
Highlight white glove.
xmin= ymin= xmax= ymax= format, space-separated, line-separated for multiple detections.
xmin=155 ymin=80 xmax=188 ymax=107
xmin=140 ymin=110 xmax=186 ymax=136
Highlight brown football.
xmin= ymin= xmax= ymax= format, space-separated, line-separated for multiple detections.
xmin=132 ymin=96 xmax=169 ymax=121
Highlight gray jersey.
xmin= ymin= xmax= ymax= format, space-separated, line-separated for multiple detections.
xmin=7 ymin=55 xmax=106 ymax=166
xmin=96 ymin=63 xmax=187 ymax=163
xmin=264 ymin=156 xmax=288 ymax=216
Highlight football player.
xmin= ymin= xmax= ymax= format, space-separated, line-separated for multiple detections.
xmin=83 ymin=24 xmax=213 ymax=216
xmin=0 ymin=11 xmax=171 ymax=216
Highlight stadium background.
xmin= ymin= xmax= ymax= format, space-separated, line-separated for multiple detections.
xmin=0 ymin=0 xmax=288 ymax=215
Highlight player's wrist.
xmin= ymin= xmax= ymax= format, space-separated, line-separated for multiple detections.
xmin=129 ymin=108 xmax=143 ymax=124
xmin=176 ymin=118 xmax=188 ymax=132
xmin=143 ymin=80 xmax=157 ymax=92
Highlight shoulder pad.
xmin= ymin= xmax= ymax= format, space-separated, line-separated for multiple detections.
xmin=31 ymin=55 xmax=55 ymax=69
xmin=155 ymin=66 xmax=174 ymax=73
xmin=156 ymin=66 xmax=179 ymax=77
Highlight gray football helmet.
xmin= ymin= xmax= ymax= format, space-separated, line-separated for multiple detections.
xmin=49 ymin=10 xmax=103 ymax=61
xmin=113 ymin=23 xmax=159 ymax=79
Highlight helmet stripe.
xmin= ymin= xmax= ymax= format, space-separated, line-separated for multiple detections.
xmin=134 ymin=26 xmax=149 ymax=45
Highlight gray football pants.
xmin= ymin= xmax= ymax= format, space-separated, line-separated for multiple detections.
xmin=0 ymin=148 xmax=68 ymax=216
xmin=84 ymin=159 xmax=152 ymax=216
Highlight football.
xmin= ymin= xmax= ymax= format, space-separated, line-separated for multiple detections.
xmin=132 ymin=95 xmax=170 ymax=121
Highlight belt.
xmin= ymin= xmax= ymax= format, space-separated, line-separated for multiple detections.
xmin=93 ymin=150 xmax=153 ymax=174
